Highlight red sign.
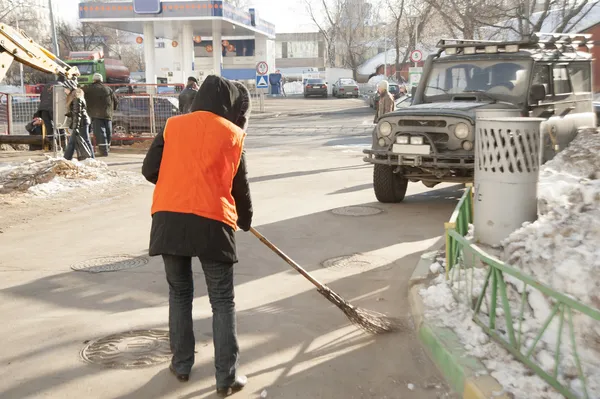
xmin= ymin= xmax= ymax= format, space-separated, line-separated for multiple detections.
xmin=172 ymin=41 xmax=178 ymax=48
xmin=205 ymin=45 xmax=213 ymax=53
xmin=136 ymin=36 xmax=143 ymax=44
xmin=193 ymin=36 xmax=202 ymax=43
xmin=256 ymin=61 xmax=268 ymax=75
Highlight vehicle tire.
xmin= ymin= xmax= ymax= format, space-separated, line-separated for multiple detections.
xmin=373 ymin=164 xmax=408 ymax=203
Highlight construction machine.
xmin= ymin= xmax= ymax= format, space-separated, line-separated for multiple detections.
xmin=0 ymin=22 xmax=80 ymax=86
xmin=0 ymin=23 xmax=80 ymax=149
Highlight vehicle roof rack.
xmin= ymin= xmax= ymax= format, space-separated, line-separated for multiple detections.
xmin=437 ymin=33 xmax=593 ymax=55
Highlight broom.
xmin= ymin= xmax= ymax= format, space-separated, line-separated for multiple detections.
xmin=250 ymin=227 xmax=401 ymax=334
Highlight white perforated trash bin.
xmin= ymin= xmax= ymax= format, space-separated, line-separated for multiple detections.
xmin=474 ymin=117 xmax=545 ymax=246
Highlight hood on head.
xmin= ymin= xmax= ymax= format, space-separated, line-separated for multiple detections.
xmin=190 ymin=75 xmax=241 ymax=123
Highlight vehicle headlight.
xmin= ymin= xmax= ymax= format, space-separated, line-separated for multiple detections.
xmin=396 ymin=135 xmax=409 ymax=144
xmin=379 ymin=121 xmax=393 ymax=137
xmin=410 ymin=136 xmax=424 ymax=145
xmin=454 ymin=123 xmax=470 ymax=139
xmin=378 ymin=138 xmax=386 ymax=147
xmin=462 ymin=140 xmax=474 ymax=151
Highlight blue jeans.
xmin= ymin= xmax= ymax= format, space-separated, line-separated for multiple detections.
xmin=162 ymin=255 xmax=239 ymax=388
xmin=92 ymin=118 xmax=112 ymax=155
xmin=64 ymin=123 xmax=94 ymax=161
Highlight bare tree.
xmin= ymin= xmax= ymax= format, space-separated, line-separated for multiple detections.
xmin=226 ymin=0 xmax=250 ymax=8
xmin=386 ymin=0 xmax=405 ymax=80
xmin=305 ymin=0 xmax=345 ymax=67
xmin=424 ymin=0 xmax=507 ymax=39
xmin=485 ymin=0 xmax=600 ymax=40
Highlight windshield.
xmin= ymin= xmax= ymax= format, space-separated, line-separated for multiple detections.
xmin=424 ymin=59 xmax=531 ymax=104
xmin=308 ymin=79 xmax=325 ymax=84
xmin=340 ymin=79 xmax=355 ymax=85
xmin=70 ymin=63 xmax=95 ymax=75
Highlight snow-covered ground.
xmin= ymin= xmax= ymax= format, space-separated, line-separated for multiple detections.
xmin=420 ymin=131 xmax=600 ymax=398
xmin=0 ymin=157 xmax=143 ymax=197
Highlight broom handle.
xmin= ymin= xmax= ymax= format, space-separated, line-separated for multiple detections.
xmin=250 ymin=227 xmax=326 ymax=290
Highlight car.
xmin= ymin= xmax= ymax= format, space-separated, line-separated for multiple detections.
xmin=112 ymin=96 xmax=180 ymax=137
xmin=332 ymin=78 xmax=359 ymax=98
xmin=364 ymin=34 xmax=595 ymax=203
xmin=304 ymin=78 xmax=328 ymax=98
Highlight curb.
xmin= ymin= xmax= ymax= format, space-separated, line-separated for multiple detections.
xmin=409 ymin=252 xmax=509 ymax=399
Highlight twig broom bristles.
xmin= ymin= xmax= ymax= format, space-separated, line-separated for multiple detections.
xmin=250 ymin=228 xmax=401 ymax=334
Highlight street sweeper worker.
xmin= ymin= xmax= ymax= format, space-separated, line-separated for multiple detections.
xmin=142 ymin=75 xmax=253 ymax=397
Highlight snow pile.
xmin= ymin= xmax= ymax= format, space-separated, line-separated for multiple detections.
xmin=420 ymin=131 xmax=600 ymax=398
xmin=283 ymin=81 xmax=304 ymax=95
xmin=0 ymin=157 xmax=140 ymax=196
xmin=421 ymin=271 xmax=599 ymax=398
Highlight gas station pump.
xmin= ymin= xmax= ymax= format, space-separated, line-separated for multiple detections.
xmin=269 ymin=72 xmax=282 ymax=95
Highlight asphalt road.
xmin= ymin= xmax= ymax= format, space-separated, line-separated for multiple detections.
xmin=0 ymin=98 xmax=459 ymax=399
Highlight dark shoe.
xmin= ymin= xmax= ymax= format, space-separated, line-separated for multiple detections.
xmin=216 ymin=375 xmax=248 ymax=397
xmin=169 ymin=364 xmax=189 ymax=382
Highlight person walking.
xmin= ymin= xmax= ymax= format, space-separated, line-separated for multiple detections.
xmin=142 ymin=75 xmax=253 ymax=397
xmin=374 ymin=79 xmax=396 ymax=123
xmin=82 ymin=73 xmax=118 ymax=157
xmin=178 ymin=76 xmax=199 ymax=114
xmin=63 ymin=85 xmax=93 ymax=161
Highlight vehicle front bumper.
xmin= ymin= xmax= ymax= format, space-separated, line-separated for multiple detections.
xmin=363 ymin=149 xmax=475 ymax=169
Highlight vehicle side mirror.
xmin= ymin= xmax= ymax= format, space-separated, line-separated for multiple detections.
xmin=411 ymin=86 xmax=417 ymax=97
xmin=530 ymin=84 xmax=546 ymax=104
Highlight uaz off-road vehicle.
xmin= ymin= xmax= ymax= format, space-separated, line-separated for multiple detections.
xmin=363 ymin=34 xmax=595 ymax=203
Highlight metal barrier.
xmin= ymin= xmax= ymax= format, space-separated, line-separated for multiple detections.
xmin=445 ymin=188 xmax=600 ymax=399
xmin=0 ymin=93 xmax=41 ymax=136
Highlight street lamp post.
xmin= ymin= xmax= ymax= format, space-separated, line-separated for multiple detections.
xmin=48 ymin=0 xmax=59 ymax=56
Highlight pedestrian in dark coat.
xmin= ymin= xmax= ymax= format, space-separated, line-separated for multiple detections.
xmin=178 ymin=76 xmax=199 ymax=114
xmin=82 ymin=73 xmax=118 ymax=156
xmin=142 ymin=75 xmax=252 ymax=396
xmin=63 ymin=86 xmax=93 ymax=161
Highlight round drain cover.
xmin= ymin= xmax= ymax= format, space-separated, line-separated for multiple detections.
xmin=81 ymin=330 xmax=171 ymax=369
xmin=331 ymin=206 xmax=382 ymax=216
xmin=71 ymin=256 xmax=148 ymax=273
xmin=322 ymin=254 xmax=383 ymax=271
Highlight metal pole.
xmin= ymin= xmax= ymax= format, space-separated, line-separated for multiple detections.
xmin=414 ymin=18 xmax=419 ymax=68
xmin=16 ymin=18 xmax=24 ymax=92
xmin=384 ymin=38 xmax=388 ymax=77
xmin=48 ymin=0 xmax=59 ymax=56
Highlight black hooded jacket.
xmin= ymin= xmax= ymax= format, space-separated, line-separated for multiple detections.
xmin=141 ymin=76 xmax=253 ymax=263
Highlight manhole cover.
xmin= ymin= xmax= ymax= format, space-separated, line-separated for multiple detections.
xmin=81 ymin=330 xmax=171 ymax=369
xmin=322 ymin=254 xmax=384 ymax=271
xmin=331 ymin=206 xmax=382 ymax=216
xmin=71 ymin=256 xmax=148 ymax=273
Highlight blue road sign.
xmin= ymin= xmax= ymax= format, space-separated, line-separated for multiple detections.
xmin=256 ymin=75 xmax=268 ymax=89
xmin=133 ymin=0 xmax=161 ymax=14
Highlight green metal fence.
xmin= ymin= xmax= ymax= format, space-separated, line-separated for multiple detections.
xmin=444 ymin=188 xmax=600 ymax=398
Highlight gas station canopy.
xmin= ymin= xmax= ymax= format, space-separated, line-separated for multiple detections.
xmin=78 ymin=1 xmax=276 ymax=39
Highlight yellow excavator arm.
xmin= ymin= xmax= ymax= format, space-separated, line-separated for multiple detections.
xmin=0 ymin=23 xmax=80 ymax=83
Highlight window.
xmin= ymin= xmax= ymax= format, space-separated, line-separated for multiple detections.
xmin=532 ymin=64 xmax=551 ymax=98
xmin=552 ymin=65 xmax=571 ymax=95
xmin=156 ymin=42 xmax=165 ymax=49
xmin=568 ymin=63 xmax=591 ymax=93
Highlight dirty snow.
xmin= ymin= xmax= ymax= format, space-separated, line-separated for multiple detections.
xmin=0 ymin=157 xmax=143 ymax=197
xmin=420 ymin=130 xmax=600 ymax=398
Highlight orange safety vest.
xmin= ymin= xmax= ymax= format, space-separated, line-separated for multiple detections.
xmin=151 ymin=111 xmax=246 ymax=229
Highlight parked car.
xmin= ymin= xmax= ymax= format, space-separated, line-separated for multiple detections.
xmin=304 ymin=78 xmax=328 ymax=98
xmin=332 ymin=78 xmax=359 ymax=98
xmin=112 ymin=96 xmax=180 ymax=136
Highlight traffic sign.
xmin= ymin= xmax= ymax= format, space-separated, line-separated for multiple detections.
xmin=410 ymin=50 xmax=423 ymax=63
xmin=256 ymin=61 xmax=268 ymax=76
xmin=409 ymin=67 xmax=423 ymax=88
xmin=256 ymin=75 xmax=269 ymax=89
